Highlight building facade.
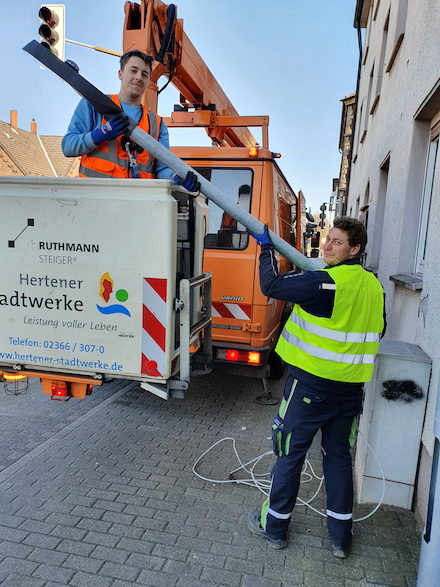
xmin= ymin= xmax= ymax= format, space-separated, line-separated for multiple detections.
xmin=346 ymin=0 xmax=440 ymax=521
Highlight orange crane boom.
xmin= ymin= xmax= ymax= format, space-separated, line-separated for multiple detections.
xmin=122 ymin=0 xmax=266 ymax=148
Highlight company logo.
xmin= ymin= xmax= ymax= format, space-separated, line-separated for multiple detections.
xmin=39 ymin=242 xmax=99 ymax=252
xmin=8 ymin=218 xmax=34 ymax=248
xmin=220 ymin=295 xmax=244 ymax=302
xmin=97 ymin=272 xmax=131 ymax=317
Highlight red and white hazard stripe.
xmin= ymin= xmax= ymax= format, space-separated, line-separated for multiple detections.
xmin=141 ymin=278 xmax=167 ymax=377
xmin=212 ymin=302 xmax=252 ymax=321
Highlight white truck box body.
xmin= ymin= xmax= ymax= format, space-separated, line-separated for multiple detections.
xmin=0 ymin=177 xmax=181 ymax=382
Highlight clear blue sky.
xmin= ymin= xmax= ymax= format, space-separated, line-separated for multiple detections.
xmin=2 ymin=0 xmax=359 ymax=213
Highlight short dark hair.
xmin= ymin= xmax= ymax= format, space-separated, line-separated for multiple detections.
xmin=332 ymin=216 xmax=367 ymax=257
xmin=120 ymin=50 xmax=153 ymax=72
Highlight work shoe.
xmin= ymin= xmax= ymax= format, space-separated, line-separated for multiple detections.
xmin=247 ymin=510 xmax=287 ymax=549
xmin=331 ymin=540 xmax=351 ymax=559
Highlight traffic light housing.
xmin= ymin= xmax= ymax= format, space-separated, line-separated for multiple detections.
xmin=310 ymin=231 xmax=320 ymax=248
xmin=319 ymin=203 xmax=327 ymax=229
xmin=306 ymin=222 xmax=316 ymax=238
xmin=39 ymin=5 xmax=65 ymax=61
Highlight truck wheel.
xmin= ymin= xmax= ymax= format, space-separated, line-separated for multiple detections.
xmin=268 ymin=351 xmax=285 ymax=379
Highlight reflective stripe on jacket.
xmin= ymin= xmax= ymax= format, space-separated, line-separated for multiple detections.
xmin=275 ymin=264 xmax=384 ymax=383
xmin=79 ymin=95 xmax=161 ymax=179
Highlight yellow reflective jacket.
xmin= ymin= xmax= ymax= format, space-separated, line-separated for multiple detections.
xmin=276 ymin=264 xmax=384 ymax=383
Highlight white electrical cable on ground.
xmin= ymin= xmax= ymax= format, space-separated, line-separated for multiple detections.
xmin=193 ymin=431 xmax=386 ymax=523
xmin=353 ymin=429 xmax=386 ymax=522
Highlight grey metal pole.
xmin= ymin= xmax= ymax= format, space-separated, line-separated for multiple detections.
xmin=130 ymin=126 xmax=316 ymax=272
xmin=22 ymin=40 xmax=315 ymax=272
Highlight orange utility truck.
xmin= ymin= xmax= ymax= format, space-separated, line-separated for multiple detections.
xmin=123 ymin=0 xmax=307 ymax=389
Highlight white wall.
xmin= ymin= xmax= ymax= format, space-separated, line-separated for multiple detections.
xmin=347 ymin=0 xmax=440 ymax=514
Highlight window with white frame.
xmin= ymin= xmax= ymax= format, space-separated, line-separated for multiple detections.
xmin=415 ymin=134 xmax=439 ymax=273
xmin=374 ymin=0 xmax=381 ymax=21
xmin=355 ymin=196 xmax=360 ymax=218
xmin=371 ymin=11 xmax=389 ymax=115
xmin=386 ymin=0 xmax=408 ymax=73
xmin=361 ymin=64 xmax=375 ymax=139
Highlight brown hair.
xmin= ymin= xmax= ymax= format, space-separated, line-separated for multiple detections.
xmin=120 ymin=50 xmax=153 ymax=72
xmin=332 ymin=216 xmax=367 ymax=257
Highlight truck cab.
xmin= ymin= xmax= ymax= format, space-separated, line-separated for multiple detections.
xmin=173 ymin=144 xmax=300 ymax=383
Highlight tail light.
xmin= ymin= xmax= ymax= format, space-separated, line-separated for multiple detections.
xmin=218 ymin=349 xmax=261 ymax=365
xmin=51 ymin=381 xmax=71 ymax=401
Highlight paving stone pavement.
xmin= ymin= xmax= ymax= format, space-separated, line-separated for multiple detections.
xmin=0 ymin=371 xmax=422 ymax=586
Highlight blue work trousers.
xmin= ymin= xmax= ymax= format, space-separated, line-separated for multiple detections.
xmin=261 ymin=373 xmax=362 ymax=548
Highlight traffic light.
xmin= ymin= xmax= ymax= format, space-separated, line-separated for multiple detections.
xmin=306 ymin=222 xmax=316 ymax=238
xmin=39 ymin=5 xmax=65 ymax=61
xmin=319 ymin=203 xmax=327 ymax=229
xmin=310 ymin=231 xmax=320 ymax=248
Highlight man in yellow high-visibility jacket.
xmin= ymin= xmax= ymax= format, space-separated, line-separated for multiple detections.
xmin=247 ymin=216 xmax=385 ymax=558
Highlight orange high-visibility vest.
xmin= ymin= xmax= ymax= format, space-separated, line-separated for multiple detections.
xmin=79 ymin=95 xmax=162 ymax=179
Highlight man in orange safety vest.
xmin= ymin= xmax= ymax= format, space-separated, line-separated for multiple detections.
xmin=62 ymin=50 xmax=199 ymax=190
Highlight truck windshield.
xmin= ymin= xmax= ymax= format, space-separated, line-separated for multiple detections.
xmin=195 ymin=168 xmax=253 ymax=250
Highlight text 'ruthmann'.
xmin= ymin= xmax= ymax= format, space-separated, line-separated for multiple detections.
xmin=39 ymin=242 xmax=99 ymax=252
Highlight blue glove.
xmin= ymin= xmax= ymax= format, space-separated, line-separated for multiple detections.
xmin=252 ymin=224 xmax=272 ymax=246
xmin=91 ymin=112 xmax=130 ymax=146
xmin=174 ymin=171 xmax=201 ymax=192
